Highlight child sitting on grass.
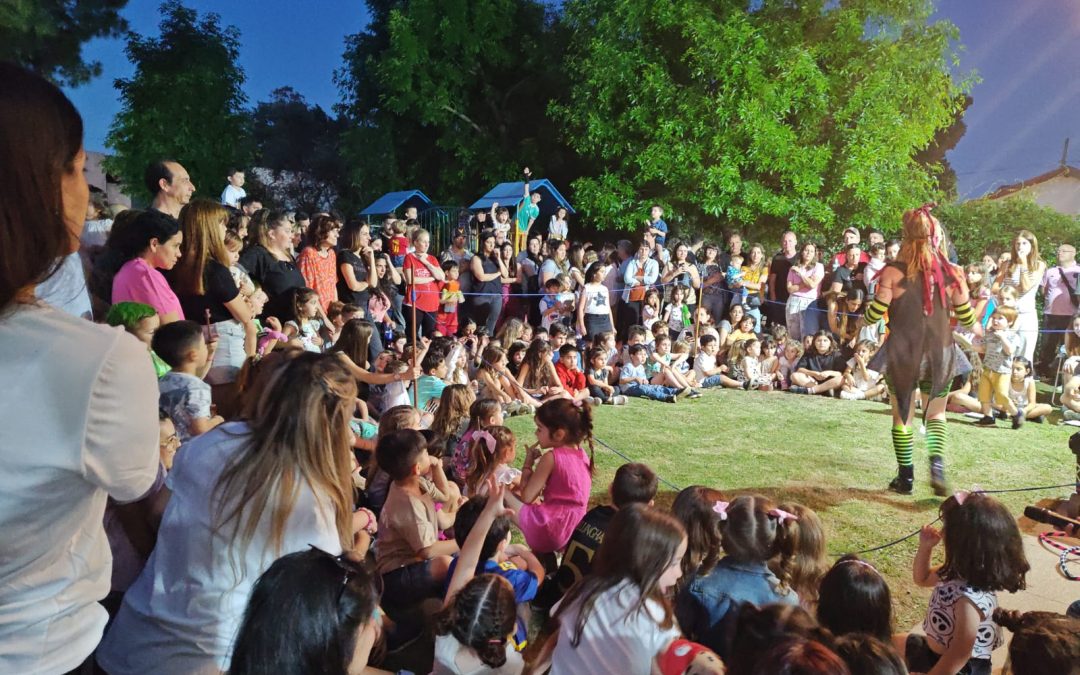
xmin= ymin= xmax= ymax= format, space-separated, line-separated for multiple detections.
xmin=621 ymin=344 xmax=686 ymax=402
xmin=153 ymin=320 xmax=223 ymax=442
xmin=694 ymin=334 xmax=743 ymax=389
xmin=1000 ymin=356 xmax=1052 ymax=423
xmin=462 ymin=425 xmax=521 ymax=497
xmin=586 ymin=347 xmax=627 ymax=405
xmin=375 ymin=429 xmax=459 ymax=606
xmin=840 ymin=339 xmax=886 ymax=401
xmin=555 ymin=343 xmax=598 ymax=405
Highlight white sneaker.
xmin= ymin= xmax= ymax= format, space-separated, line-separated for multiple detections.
xmin=612 ymin=395 xmax=628 ymax=405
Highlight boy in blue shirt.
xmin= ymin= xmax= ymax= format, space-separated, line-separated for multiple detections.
xmin=620 ymin=343 xmax=686 ymax=402
xmin=647 ymin=204 xmax=668 ymax=247
xmin=445 ymin=496 xmax=545 ymax=651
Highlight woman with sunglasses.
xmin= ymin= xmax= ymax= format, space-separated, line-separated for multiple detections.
xmin=98 ymin=351 xmax=365 ymax=674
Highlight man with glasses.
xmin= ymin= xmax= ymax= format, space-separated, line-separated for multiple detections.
xmin=1038 ymin=243 xmax=1080 ymax=378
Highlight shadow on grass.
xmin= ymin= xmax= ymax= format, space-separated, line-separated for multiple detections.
xmin=649 ymin=484 xmax=942 ymax=517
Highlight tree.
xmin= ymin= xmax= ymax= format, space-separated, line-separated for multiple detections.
xmin=105 ymin=1 xmax=251 ymax=202
xmin=252 ymin=87 xmax=347 ymax=212
xmin=0 ymin=0 xmax=129 ymax=86
xmin=555 ymin=0 xmax=973 ymax=238
xmin=915 ymin=94 xmax=972 ymax=200
xmin=335 ymin=0 xmax=574 ymax=205
xmin=936 ymin=197 xmax=1080 ymax=264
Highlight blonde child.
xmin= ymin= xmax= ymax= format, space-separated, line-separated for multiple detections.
xmin=463 ymin=425 xmax=521 ymax=497
xmin=663 ymin=284 xmax=692 ymax=342
xmin=504 ymin=399 xmax=593 ymax=553
xmin=591 ymin=330 xmax=618 ymax=370
xmin=436 ymin=260 xmax=464 ymax=338
xmin=898 ymin=492 xmax=1028 ymax=675
xmin=738 ymin=338 xmax=774 ymax=391
xmin=387 ymin=219 xmax=409 ymax=267
xmin=778 ymin=338 xmax=803 ymax=390
xmin=841 ymin=340 xmax=886 ymax=401
xmin=649 ymin=334 xmax=698 ymax=394
xmin=452 ymin=399 xmax=504 ymax=483
xmin=975 ymin=306 xmax=1023 ymax=428
xmin=429 ymin=384 xmax=476 ymax=460
xmin=1002 ymin=357 xmax=1052 ymax=423
xmin=771 ymin=502 xmax=829 ymax=612
xmin=282 ymin=287 xmax=325 ymax=352
xmin=641 ymin=288 xmax=662 ymax=333
xmin=223 ymin=231 xmax=255 ymax=298
xmin=670 ymin=339 xmax=695 ymax=381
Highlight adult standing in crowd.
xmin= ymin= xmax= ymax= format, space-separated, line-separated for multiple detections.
xmin=337 ymin=220 xmax=378 ymax=311
xmin=831 ymin=227 xmax=870 ymax=269
xmin=621 ymin=241 xmax=660 ymax=339
xmin=110 ymin=209 xmax=185 ymax=324
xmin=172 ymin=200 xmax=256 ymax=414
xmin=742 ymin=243 xmax=768 ymax=332
xmin=697 ymin=243 xmax=725 ymax=323
xmin=540 ymin=238 xmax=570 ymax=287
xmin=402 ymin=227 xmax=445 ymax=338
xmin=469 ymin=229 xmax=509 ymax=335
xmin=240 ymin=210 xmax=307 ymax=319
xmin=785 ymin=241 xmax=824 ymax=341
xmin=0 ymin=62 xmax=160 ymax=675
xmin=1037 ymin=242 xmax=1079 ymax=377
xmin=145 ymin=159 xmax=196 ymax=219
xmin=766 ymin=230 xmax=798 ymax=329
xmin=993 ymin=230 xmax=1046 ymax=363
xmin=297 ymin=213 xmax=342 ymax=314
xmin=662 ymin=241 xmax=701 ymax=310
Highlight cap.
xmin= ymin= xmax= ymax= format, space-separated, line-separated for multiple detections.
xmin=843 ymin=226 xmax=861 ymax=240
xmin=452 ymin=226 xmax=468 ymax=240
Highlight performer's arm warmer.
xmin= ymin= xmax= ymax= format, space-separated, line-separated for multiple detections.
xmin=953 ymin=300 xmax=976 ymax=327
xmin=863 ymin=297 xmax=889 ymax=323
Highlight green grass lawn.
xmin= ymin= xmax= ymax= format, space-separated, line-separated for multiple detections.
xmin=504 ymin=389 xmax=1077 ymax=628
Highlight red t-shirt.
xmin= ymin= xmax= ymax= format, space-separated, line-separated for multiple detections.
xmin=555 ymin=362 xmax=586 ymax=394
xmin=404 ymin=252 xmax=440 ymax=312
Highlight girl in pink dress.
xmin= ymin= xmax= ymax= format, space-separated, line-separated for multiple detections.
xmin=505 ymin=399 xmax=593 ymax=553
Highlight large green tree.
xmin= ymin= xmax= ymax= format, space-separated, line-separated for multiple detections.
xmin=336 ymin=0 xmax=573 ymax=205
xmin=105 ymin=1 xmax=251 ymax=202
xmin=252 ymin=87 xmax=347 ymax=212
xmin=0 ymin=0 xmax=128 ymax=86
xmin=555 ymin=0 xmax=972 ymax=237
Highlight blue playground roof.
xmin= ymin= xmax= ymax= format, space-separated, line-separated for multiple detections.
xmin=359 ymin=189 xmax=433 ymax=216
xmin=468 ymin=180 xmax=575 ymax=213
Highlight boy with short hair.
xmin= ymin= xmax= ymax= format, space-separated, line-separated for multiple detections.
xmin=376 ymin=429 xmax=459 ymax=605
xmin=387 ymin=220 xmax=409 ymax=268
xmin=620 ymin=344 xmax=685 ymax=402
xmin=436 ymin=260 xmax=463 ymax=337
xmin=537 ymin=463 xmax=658 ymax=607
xmin=726 ymin=254 xmax=748 ymax=305
xmin=540 ymin=276 xmax=574 ymax=330
xmin=153 ymin=320 xmax=223 ymax=442
xmin=976 ymin=306 xmax=1024 ymax=428
xmin=555 ymin=344 xmax=595 ymax=405
xmin=646 ymin=205 xmax=668 ymax=247
xmin=415 ymin=349 xmax=449 ymax=410
xmin=694 ymin=334 xmax=743 ymax=389
xmin=618 ymin=324 xmax=649 ymax=366
xmin=446 ymin=496 xmax=545 ymax=651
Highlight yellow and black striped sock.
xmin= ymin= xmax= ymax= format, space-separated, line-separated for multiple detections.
xmin=891 ymin=424 xmax=914 ymax=467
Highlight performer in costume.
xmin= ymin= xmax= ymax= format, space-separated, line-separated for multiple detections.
xmin=859 ymin=206 xmax=980 ymax=496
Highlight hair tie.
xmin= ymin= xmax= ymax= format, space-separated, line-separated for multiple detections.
xmin=952 ymin=485 xmax=982 ymax=506
xmin=712 ymin=501 xmax=729 ymax=521
xmin=572 ymin=399 xmax=584 ymax=408
xmin=474 ymin=431 xmax=497 ymax=455
xmin=769 ymin=508 xmax=799 ymax=524
xmin=838 ymin=559 xmax=879 ymax=573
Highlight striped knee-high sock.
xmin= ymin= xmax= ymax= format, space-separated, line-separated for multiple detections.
xmin=925 ymin=418 xmax=947 ymax=460
xmin=891 ymin=424 xmax=914 ymax=467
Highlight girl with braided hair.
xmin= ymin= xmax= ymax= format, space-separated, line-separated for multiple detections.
xmin=859 ymin=206 xmax=980 ymax=495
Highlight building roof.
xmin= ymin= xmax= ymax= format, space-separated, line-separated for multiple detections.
xmin=468 ymin=179 xmax=575 ymax=213
xmin=359 ymin=189 xmax=433 ymax=216
xmin=986 ymin=165 xmax=1080 ymax=200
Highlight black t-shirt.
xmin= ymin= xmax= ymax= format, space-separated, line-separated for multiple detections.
xmin=796 ymin=351 xmax=845 ymax=374
xmin=239 ymin=245 xmax=306 ymax=301
xmin=473 ymin=255 xmax=502 ymax=296
xmin=337 ymin=249 xmax=371 ymax=309
xmin=176 ymin=259 xmax=240 ymax=324
xmin=537 ymin=505 xmax=616 ymax=608
xmin=832 ymin=263 xmax=866 ymax=297
xmin=769 ymin=252 xmax=796 ymax=301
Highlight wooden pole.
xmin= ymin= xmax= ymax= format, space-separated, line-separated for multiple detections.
xmin=410 ymin=295 xmax=419 ymax=410
xmin=691 ymin=281 xmax=705 ymax=356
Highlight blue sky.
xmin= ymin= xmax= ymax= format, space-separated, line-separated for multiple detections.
xmin=63 ymin=0 xmax=1080 ymax=200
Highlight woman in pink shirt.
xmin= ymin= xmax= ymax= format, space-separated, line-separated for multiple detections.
xmin=111 ymin=209 xmax=184 ymax=323
xmin=784 ymin=241 xmax=824 ymax=341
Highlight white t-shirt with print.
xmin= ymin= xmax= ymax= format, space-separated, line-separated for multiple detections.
xmin=923 ymin=579 xmax=1002 ymax=660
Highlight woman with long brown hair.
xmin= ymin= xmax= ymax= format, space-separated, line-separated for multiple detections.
xmin=172 ymin=199 xmax=256 ymax=412
xmin=0 ymin=63 xmax=161 ymax=673
xmin=297 ymin=213 xmax=342 ymax=313
xmin=98 ymin=351 xmax=362 ymax=674
xmin=991 ymin=229 xmax=1046 ymax=363
xmin=859 ymin=205 xmax=979 ymax=495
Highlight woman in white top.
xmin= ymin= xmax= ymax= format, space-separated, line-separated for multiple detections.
xmin=548 ymin=207 xmax=569 ymax=241
xmin=992 ymin=229 xmax=1045 ymax=363
xmin=0 ymin=64 xmax=161 ymax=675
xmin=577 ymin=261 xmax=616 ymax=340
xmin=97 ymin=351 xmax=360 ymax=674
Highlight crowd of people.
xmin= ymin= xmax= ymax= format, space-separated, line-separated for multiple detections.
xmin=2 ymin=63 xmax=1080 ymax=675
